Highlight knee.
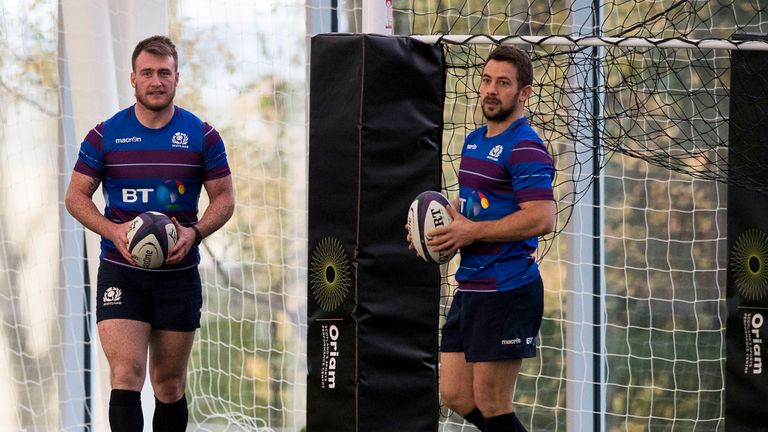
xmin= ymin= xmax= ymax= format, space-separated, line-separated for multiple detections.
xmin=474 ymin=389 xmax=514 ymax=418
xmin=111 ymin=360 xmax=146 ymax=390
xmin=440 ymin=382 xmax=475 ymax=416
xmin=152 ymin=371 xmax=187 ymax=403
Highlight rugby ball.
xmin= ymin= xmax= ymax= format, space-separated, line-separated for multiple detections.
xmin=126 ymin=211 xmax=177 ymax=269
xmin=407 ymin=191 xmax=457 ymax=264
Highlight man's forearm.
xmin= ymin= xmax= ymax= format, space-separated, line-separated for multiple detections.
xmin=473 ymin=201 xmax=556 ymax=243
xmin=193 ymin=197 xmax=235 ymax=238
xmin=66 ymin=193 xmax=114 ymax=238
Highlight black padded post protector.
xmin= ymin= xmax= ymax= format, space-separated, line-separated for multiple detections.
xmin=307 ymin=34 xmax=445 ymax=432
xmin=725 ymin=34 xmax=768 ymax=431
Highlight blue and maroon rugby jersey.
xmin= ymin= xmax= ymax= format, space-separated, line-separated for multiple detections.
xmin=456 ymin=117 xmax=554 ymax=292
xmin=74 ymin=105 xmax=231 ymax=270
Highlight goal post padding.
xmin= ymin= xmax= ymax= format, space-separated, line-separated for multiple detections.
xmin=726 ymin=34 xmax=768 ymax=430
xmin=307 ymin=34 xmax=444 ymax=432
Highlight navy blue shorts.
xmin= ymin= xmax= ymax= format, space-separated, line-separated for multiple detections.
xmin=96 ymin=261 xmax=202 ymax=331
xmin=440 ymin=276 xmax=544 ymax=362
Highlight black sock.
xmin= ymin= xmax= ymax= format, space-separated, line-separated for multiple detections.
xmin=486 ymin=411 xmax=526 ymax=432
xmin=153 ymin=394 xmax=188 ymax=432
xmin=109 ymin=389 xmax=143 ymax=432
xmin=463 ymin=407 xmax=486 ymax=431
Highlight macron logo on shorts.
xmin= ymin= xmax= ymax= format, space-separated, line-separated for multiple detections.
xmin=103 ymin=286 xmax=123 ymax=306
xmin=501 ymin=336 xmax=536 ymax=346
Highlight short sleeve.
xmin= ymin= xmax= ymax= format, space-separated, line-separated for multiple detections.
xmin=202 ymin=123 xmax=231 ymax=180
xmin=73 ymin=123 xmax=106 ymax=178
xmin=507 ymin=140 xmax=555 ymax=203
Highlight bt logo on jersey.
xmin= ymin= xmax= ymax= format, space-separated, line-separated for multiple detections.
xmin=122 ymin=180 xmax=186 ymax=207
xmin=122 ymin=188 xmax=154 ymax=203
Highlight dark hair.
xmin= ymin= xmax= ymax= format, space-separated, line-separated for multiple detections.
xmin=485 ymin=45 xmax=533 ymax=88
xmin=131 ymin=35 xmax=178 ymax=71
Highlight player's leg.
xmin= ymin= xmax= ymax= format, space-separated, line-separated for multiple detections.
xmin=472 ymin=359 xmax=527 ymax=431
xmin=96 ymin=262 xmax=155 ymax=432
xmin=98 ymin=319 xmax=152 ymax=432
xmin=148 ymin=266 xmax=203 ymax=431
xmin=99 ymin=319 xmax=153 ymax=389
xmin=149 ymin=330 xmax=195 ymax=401
xmin=149 ymin=329 xmax=196 ymax=431
xmin=439 ymin=352 xmax=475 ymax=413
xmin=439 ymin=291 xmax=486 ymax=430
xmin=440 ymin=352 xmax=485 ymax=430
xmin=467 ymin=278 xmax=544 ymax=432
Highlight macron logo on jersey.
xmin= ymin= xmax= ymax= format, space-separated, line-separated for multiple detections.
xmin=115 ymin=136 xmax=142 ymax=144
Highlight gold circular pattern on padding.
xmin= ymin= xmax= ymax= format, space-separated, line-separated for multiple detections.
xmin=310 ymin=237 xmax=352 ymax=311
xmin=731 ymin=228 xmax=768 ymax=301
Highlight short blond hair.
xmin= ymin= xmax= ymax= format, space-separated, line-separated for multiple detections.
xmin=132 ymin=35 xmax=178 ymax=71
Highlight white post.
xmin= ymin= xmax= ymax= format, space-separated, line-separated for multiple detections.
xmin=60 ymin=2 xmax=119 ymax=431
xmin=108 ymin=0 xmax=169 ymax=108
xmin=57 ymin=5 xmax=90 ymax=429
xmin=307 ymin=0 xmax=337 ymax=35
xmin=362 ymin=0 xmax=393 ymax=34
xmin=565 ymin=1 xmax=605 ymax=431
xmin=60 ymin=1 xmax=167 ymax=431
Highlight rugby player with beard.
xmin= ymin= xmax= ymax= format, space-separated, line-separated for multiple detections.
xmin=413 ymin=46 xmax=556 ymax=432
xmin=65 ymin=35 xmax=234 ymax=432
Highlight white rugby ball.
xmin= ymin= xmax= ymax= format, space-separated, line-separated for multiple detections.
xmin=407 ymin=191 xmax=457 ymax=264
xmin=126 ymin=211 xmax=177 ymax=269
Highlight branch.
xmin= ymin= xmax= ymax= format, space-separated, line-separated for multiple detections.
xmin=0 ymin=78 xmax=59 ymax=117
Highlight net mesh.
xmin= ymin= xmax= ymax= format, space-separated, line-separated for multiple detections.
xmin=389 ymin=0 xmax=760 ymax=430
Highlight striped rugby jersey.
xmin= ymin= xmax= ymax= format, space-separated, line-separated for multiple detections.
xmin=74 ymin=105 xmax=231 ymax=270
xmin=456 ymin=117 xmax=554 ymax=292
